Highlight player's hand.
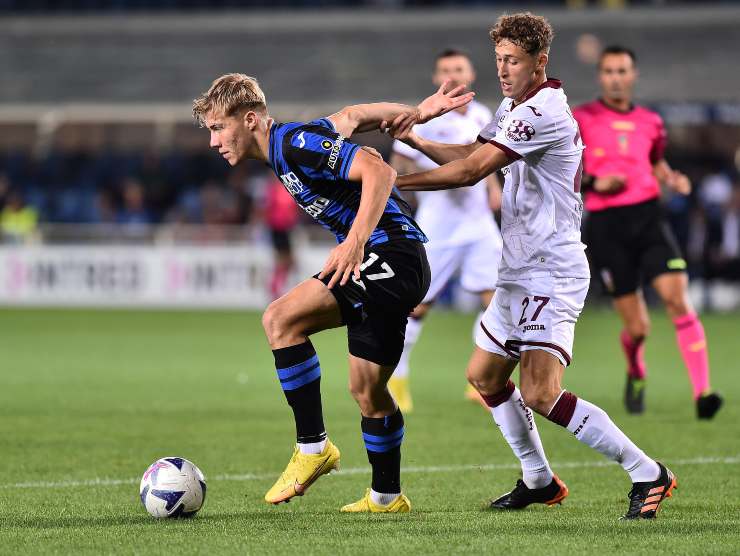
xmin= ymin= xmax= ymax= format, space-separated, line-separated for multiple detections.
xmin=360 ymin=146 xmax=383 ymax=160
xmin=381 ymin=112 xmax=419 ymax=145
xmin=416 ymin=79 xmax=475 ymax=123
xmin=593 ymin=175 xmax=626 ymax=194
xmin=318 ymin=234 xmax=364 ymax=289
xmin=665 ymin=170 xmax=691 ymax=195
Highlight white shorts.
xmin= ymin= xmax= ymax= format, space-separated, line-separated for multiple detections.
xmin=474 ymin=276 xmax=589 ymax=367
xmin=422 ymin=236 xmax=502 ymax=304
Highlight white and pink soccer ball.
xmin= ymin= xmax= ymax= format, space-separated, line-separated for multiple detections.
xmin=139 ymin=457 xmax=206 ymax=518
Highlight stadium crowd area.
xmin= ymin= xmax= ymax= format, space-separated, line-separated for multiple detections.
xmin=1 ymin=145 xmax=739 ymax=283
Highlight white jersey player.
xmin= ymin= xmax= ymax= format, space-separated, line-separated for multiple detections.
xmin=388 ymin=49 xmax=502 ymax=412
xmin=387 ymin=13 xmax=676 ymax=520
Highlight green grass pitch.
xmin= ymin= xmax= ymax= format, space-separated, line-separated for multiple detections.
xmin=1 ymin=307 xmax=738 ymax=554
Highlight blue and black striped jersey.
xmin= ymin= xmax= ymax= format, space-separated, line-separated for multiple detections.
xmin=267 ymin=117 xmax=428 ymax=246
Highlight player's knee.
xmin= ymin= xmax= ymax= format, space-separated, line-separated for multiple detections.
xmin=465 ymin=365 xmax=483 ymax=388
xmin=663 ymin=295 xmax=691 ymax=319
xmin=466 ymin=366 xmax=506 ymax=396
xmin=261 ymin=302 xmax=293 ymax=346
xmin=626 ymin=317 xmax=650 ymax=339
xmin=520 ymin=384 xmax=559 ymax=415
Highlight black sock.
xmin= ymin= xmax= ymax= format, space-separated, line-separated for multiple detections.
xmin=361 ymin=409 xmax=404 ymax=494
xmin=272 ymin=341 xmax=326 ymax=444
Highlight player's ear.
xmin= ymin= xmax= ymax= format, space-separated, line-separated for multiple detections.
xmin=244 ymin=110 xmax=258 ymax=131
xmin=537 ymin=51 xmax=548 ymax=72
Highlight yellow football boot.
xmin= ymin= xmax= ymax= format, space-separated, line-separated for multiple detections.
xmin=340 ymin=488 xmax=411 ymax=513
xmin=264 ymin=440 xmax=340 ymax=504
xmin=387 ymin=377 xmax=413 ymax=413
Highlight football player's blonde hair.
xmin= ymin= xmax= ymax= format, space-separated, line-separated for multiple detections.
xmin=192 ymin=73 xmax=267 ymax=126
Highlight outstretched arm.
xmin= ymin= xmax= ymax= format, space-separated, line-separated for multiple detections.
xmin=382 ymin=111 xmax=482 ymax=165
xmin=327 ymin=80 xmax=474 ymax=137
xmin=396 ymin=143 xmax=512 ymax=191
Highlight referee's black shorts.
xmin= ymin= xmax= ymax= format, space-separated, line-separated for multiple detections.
xmin=584 ymin=198 xmax=686 ymax=298
xmin=315 ymin=239 xmax=430 ymax=367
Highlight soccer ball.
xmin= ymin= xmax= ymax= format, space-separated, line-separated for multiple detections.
xmin=139 ymin=457 xmax=207 ymax=518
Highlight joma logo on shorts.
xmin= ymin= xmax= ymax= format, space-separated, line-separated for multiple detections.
xmin=523 ymin=324 xmax=545 ymax=331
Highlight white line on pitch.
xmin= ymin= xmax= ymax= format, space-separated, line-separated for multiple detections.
xmin=3 ymin=455 xmax=738 ymax=490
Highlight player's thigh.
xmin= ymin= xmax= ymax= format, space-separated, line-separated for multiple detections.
xmin=420 ymin=244 xmax=463 ymax=303
xmin=466 ymin=346 xmax=518 ymax=390
xmin=506 ymin=277 xmax=589 ymax=367
xmin=262 ymin=277 xmax=343 ymax=338
xmin=585 ymin=211 xmax=640 ymax=297
xmin=474 ymin=283 xmax=518 ymax=361
xmin=459 ymin=234 xmax=501 ymax=294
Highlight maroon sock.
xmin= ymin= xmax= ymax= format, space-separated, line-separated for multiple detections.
xmin=546 ymin=391 xmax=578 ymax=428
xmin=481 ymin=380 xmax=516 ymax=408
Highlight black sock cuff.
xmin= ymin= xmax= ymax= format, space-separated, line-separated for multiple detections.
xmin=272 ymin=341 xmax=316 ymax=368
xmin=361 ymin=409 xmax=404 ymax=435
xmin=298 ymin=431 xmax=327 ymax=444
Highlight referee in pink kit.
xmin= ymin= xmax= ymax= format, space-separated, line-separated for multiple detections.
xmin=574 ymin=45 xmax=722 ymax=419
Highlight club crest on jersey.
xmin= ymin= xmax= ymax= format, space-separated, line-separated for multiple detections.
xmin=506 ymin=119 xmax=535 ymax=142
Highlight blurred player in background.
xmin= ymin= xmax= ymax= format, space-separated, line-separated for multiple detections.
xmin=387 ymin=13 xmax=676 ymax=520
xmin=193 ymin=74 xmax=472 ymax=512
xmin=388 ymin=48 xmax=502 ymax=413
xmin=574 ymin=46 xmax=723 ymax=419
xmin=264 ymin=175 xmax=299 ymax=300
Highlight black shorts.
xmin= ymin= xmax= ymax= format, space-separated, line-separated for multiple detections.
xmin=585 ymin=198 xmax=686 ymax=298
xmin=270 ymin=229 xmax=292 ymax=254
xmin=314 ymin=239 xmax=430 ymax=367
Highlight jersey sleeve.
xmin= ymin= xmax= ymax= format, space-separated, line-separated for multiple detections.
xmin=571 ymin=107 xmax=596 ymax=175
xmin=486 ymin=106 xmax=559 ymax=160
xmin=284 ymin=120 xmax=361 ymax=181
xmin=649 ymin=114 xmax=667 ymax=164
xmin=477 ymin=111 xmax=501 ymax=144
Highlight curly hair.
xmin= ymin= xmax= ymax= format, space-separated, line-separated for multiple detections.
xmin=192 ymin=73 xmax=267 ymax=127
xmin=489 ymin=12 xmax=554 ymax=55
